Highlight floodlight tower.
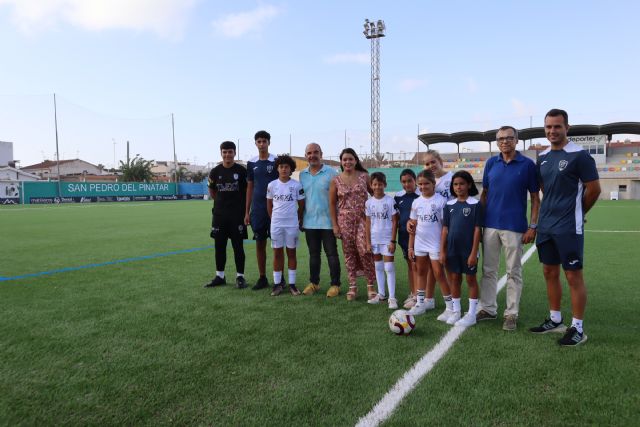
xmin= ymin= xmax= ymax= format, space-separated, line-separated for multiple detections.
xmin=363 ymin=19 xmax=385 ymax=161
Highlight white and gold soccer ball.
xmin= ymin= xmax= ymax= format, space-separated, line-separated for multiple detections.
xmin=388 ymin=310 xmax=416 ymax=336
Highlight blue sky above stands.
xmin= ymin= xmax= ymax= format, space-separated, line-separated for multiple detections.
xmin=0 ymin=0 xmax=638 ymax=167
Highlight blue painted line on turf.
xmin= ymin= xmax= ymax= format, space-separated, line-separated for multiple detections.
xmin=0 ymin=240 xmax=255 ymax=282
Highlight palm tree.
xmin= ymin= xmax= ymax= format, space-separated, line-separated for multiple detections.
xmin=119 ymin=156 xmax=155 ymax=182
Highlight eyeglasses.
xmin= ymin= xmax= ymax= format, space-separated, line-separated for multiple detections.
xmin=497 ymin=136 xmax=516 ymax=143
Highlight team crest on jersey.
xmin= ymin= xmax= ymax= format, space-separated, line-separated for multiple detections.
xmin=463 ymin=207 xmax=471 ymax=216
xmin=238 ymin=224 xmax=244 ymax=231
xmin=267 ymin=165 xmax=274 ymax=173
xmin=558 ymin=160 xmax=568 ymax=171
xmin=431 ymin=204 xmax=436 ymax=210
xmin=233 ymin=173 xmax=239 ymax=180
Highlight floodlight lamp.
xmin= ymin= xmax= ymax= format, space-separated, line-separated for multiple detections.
xmin=377 ymin=20 xmax=385 ymax=34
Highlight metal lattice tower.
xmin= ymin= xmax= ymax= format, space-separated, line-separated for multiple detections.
xmin=363 ymin=19 xmax=385 ymax=160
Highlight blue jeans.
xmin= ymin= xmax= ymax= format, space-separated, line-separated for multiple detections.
xmin=304 ymin=228 xmax=340 ymax=286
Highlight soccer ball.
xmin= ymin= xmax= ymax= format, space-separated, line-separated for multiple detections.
xmin=388 ymin=310 xmax=416 ymax=336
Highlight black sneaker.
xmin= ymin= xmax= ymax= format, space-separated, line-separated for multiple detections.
xmin=252 ymin=276 xmax=269 ymax=290
xmin=529 ymin=318 xmax=567 ymax=334
xmin=204 ymin=276 xmax=226 ymax=288
xmin=270 ymin=283 xmax=285 ymax=296
xmin=558 ymin=327 xmax=588 ymax=346
xmin=476 ymin=310 xmax=497 ymax=322
xmin=235 ymin=276 xmax=247 ymax=289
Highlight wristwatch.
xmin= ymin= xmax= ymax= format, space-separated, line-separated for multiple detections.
xmin=528 ymin=223 xmax=537 ymax=230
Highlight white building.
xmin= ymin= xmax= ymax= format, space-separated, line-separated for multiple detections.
xmin=21 ymin=159 xmax=104 ymax=179
xmin=0 ymin=141 xmax=13 ymax=166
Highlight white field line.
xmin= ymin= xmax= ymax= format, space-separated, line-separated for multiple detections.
xmin=0 ymin=203 xmax=162 ymax=212
xmin=355 ymin=245 xmax=538 ymax=427
xmin=585 ymin=230 xmax=640 ymax=233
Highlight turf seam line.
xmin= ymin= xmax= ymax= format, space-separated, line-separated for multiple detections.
xmin=355 ymin=245 xmax=538 ymax=427
xmin=0 ymin=241 xmax=253 ymax=282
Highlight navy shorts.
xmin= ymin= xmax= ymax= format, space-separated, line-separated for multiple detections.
xmin=250 ymin=211 xmax=271 ymax=241
xmin=536 ymin=232 xmax=584 ymax=270
xmin=398 ymin=233 xmax=410 ymax=260
xmin=446 ymin=255 xmax=478 ymax=275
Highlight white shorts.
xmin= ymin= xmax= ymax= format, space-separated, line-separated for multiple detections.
xmin=271 ymin=226 xmax=299 ymax=249
xmin=414 ymin=250 xmax=439 ymax=259
xmin=371 ymin=243 xmax=393 ymax=257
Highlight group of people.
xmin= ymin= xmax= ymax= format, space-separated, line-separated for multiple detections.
xmin=205 ymin=108 xmax=601 ymax=347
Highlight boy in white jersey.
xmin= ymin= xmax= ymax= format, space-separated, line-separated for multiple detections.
xmin=365 ymin=172 xmax=399 ymax=309
xmin=267 ymin=155 xmax=306 ymax=296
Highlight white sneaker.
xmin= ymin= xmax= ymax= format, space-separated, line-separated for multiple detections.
xmin=367 ymin=294 xmax=386 ymax=304
xmin=403 ymin=296 xmax=416 ymax=309
xmin=423 ymin=299 xmax=436 ymax=311
xmin=446 ymin=311 xmax=462 ymax=325
xmin=437 ymin=309 xmax=455 ymax=323
xmin=454 ymin=312 xmax=477 ymax=327
xmin=388 ymin=298 xmax=398 ymax=309
xmin=408 ymin=303 xmax=428 ymax=316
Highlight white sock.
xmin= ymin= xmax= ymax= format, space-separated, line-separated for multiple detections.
xmin=288 ymin=269 xmax=296 ymax=285
xmin=236 ymin=272 xmax=244 ymax=278
xmin=452 ymin=298 xmax=461 ymax=313
xmin=216 ymin=271 xmax=225 ymax=279
xmin=374 ymin=261 xmax=386 ymax=296
xmin=273 ymin=271 xmax=282 ymax=285
xmin=550 ymin=310 xmax=562 ymax=323
xmin=384 ymin=262 xmax=396 ymax=299
xmin=571 ymin=317 xmax=584 ymax=333
xmin=468 ymin=299 xmax=478 ymax=316
xmin=444 ymin=295 xmax=453 ymax=311
xmin=425 ymin=297 xmax=435 ymax=306
xmin=417 ymin=290 xmax=425 ymax=305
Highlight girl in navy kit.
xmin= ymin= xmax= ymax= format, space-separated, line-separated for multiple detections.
xmin=441 ymin=170 xmax=483 ymax=326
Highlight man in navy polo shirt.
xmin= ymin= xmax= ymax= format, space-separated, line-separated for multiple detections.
xmin=477 ymin=125 xmax=540 ymax=331
xmin=245 ymin=130 xmax=278 ymax=290
xmin=529 ymin=109 xmax=600 ymax=346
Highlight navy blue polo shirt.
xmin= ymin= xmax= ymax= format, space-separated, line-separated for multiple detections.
xmin=482 ymin=151 xmax=539 ymax=233
xmin=536 ymin=142 xmax=599 ymax=235
xmin=443 ymin=197 xmax=483 ymax=256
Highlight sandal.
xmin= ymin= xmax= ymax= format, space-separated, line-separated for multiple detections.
xmin=367 ymin=284 xmax=377 ymax=300
xmin=346 ymin=285 xmax=358 ymax=301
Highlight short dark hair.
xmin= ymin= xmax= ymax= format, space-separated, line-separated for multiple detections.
xmin=417 ymin=169 xmax=436 ymax=185
xmin=545 ymin=109 xmax=569 ymax=126
xmin=254 ymin=130 xmax=271 ymax=141
xmin=220 ymin=140 xmax=236 ymax=151
xmin=399 ymin=168 xmax=416 ymax=180
xmin=450 ymin=170 xmax=479 ymax=197
xmin=497 ymin=125 xmax=519 ymax=141
xmin=274 ymin=154 xmax=296 ymax=172
xmin=370 ymin=172 xmax=387 ymax=186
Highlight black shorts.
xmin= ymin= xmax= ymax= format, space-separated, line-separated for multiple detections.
xmin=211 ymin=215 xmax=248 ymax=240
xmin=398 ymin=233 xmax=410 ymax=260
xmin=536 ymin=232 xmax=584 ymax=270
xmin=446 ymin=255 xmax=478 ymax=275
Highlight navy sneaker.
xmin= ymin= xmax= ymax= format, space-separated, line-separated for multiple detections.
xmin=235 ymin=276 xmax=247 ymax=289
xmin=529 ymin=318 xmax=567 ymax=334
xmin=204 ymin=276 xmax=226 ymax=288
xmin=252 ymin=276 xmax=269 ymax=291
xmin=558 ymin=326 xmax=588 ymax=346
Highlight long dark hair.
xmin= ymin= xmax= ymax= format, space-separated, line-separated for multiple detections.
xmin=450 ymin=170 xmax=479 ymax=197
xmin=339 ymin=148 xmax=367 ymax=172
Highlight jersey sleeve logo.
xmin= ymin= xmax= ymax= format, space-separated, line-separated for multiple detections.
xmin=558 ymin=160 xmax=568 ymax=171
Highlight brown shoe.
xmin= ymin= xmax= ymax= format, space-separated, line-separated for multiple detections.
xmin=503 ymin=315 xmax=517 ymax=331
xmin=326 ymin=285 xmax=340 ymax=298
xmin=476 ymin=309 xmax=497 ymax=322
xmin=302 ymin=283 xmax=320 ymax=295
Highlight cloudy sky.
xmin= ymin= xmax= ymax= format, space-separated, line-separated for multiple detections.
xmin=0 ymin=0 xmax=638 ymax=167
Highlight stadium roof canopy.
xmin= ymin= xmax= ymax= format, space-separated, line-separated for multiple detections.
xmin=418 ymin=122 xmax=640 ymax=155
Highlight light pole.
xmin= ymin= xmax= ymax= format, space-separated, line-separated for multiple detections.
xmin=363 ymin=19 xmax=386 ymax=163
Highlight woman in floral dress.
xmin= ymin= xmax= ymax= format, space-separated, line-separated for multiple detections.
xmin=329 ymin=148 xmax=376 ymax=301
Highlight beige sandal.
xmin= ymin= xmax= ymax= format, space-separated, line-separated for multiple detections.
xmin=346 ymin=285 xmax=358 ymax=301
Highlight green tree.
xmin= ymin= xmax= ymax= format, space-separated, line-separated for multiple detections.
xmin=192 ymin=171 xmax=207 ymax=183
xmin=119 ymin=156 xmax=155 ymax=182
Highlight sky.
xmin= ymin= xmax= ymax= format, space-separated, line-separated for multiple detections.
xmin=0 ymin=0 xmax=638 ymax=168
